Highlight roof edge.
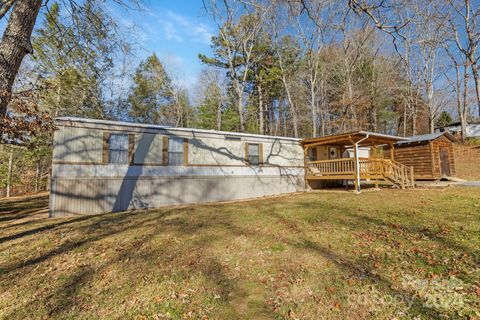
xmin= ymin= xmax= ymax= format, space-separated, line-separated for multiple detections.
xmin=300 ymin=130 xmax=409 ymax=144
xmin=55 ymin=117 xmax=302 ymax=142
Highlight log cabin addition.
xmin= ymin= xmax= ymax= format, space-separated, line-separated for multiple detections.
xmin=49 ymin=117 xmax=305 ymax=216
xmin=383 ymin=132 xmax=457 ymax=180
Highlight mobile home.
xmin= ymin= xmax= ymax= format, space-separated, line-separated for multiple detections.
xmin=50 ymin=117 xmax=305 ymax=216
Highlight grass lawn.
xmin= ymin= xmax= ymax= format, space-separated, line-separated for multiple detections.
xmin=0 ymin=188 xmax=479 ymax=319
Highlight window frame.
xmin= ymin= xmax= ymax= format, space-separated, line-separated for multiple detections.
xmin=167 ymin=137 xmax=184 ymax=166
xmin=247 ymin=143 xmax=260 ymax=166
xmin=108 ymin=133 xmax=129 ymax=164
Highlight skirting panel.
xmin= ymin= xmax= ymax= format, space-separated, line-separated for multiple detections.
xmin=49 ymin=175 xmax=305 ymax=216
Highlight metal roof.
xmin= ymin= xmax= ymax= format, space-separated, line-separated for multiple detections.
xmin=301 ymin=130 xmax=408 ymax=146
xmin=55 ymin=117 xmax=302 ymax=142
xmin=396 ymin=132 xmax=456 ymax=145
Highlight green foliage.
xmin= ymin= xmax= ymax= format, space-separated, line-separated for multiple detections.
xmin=32 ymin=1 xmax=116 ymax=118
xmin=220 ymin=104 xmax=241 ymax=132
xmin=437 ymin=111 xmax=453 ymax=128
xmin=127 ymin=54 xmax=175 ymax=125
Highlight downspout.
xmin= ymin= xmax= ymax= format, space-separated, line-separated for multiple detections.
xmin=354 ymin=134 xmax=370 ymax=194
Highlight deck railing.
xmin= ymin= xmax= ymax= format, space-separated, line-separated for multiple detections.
xmin=306 ymin=157 xmax=415 ymax=188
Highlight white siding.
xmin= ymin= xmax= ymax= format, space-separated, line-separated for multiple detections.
xmin=133 ymin=133 xmax=164 ymax=164
xmin=467 ymin=124 xmax=480 ymax=137
xmin=263 ymin=140 xmax=304 ymax=166
xmin=50 ymin=122 xmax=305 ymax=216
xmin=53 ymin=127 xmax=103 ymax=163
xmin=188 ymin=138 xmax=246 ymax=166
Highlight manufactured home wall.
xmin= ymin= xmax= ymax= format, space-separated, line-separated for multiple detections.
xmin=469 ymin=123 xmax=480 ymax=137
xmin=51 ymin=122 xmax=304 ymax=216
xmin=52 ymin=127 xmax=104 ymax=163
xmin=436 ymin=123 xmax=480 ymax=138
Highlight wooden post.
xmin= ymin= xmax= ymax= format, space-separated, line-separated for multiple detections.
xmin=102 ymin=132 xmax=110 ymax=164
xmin=410 ymin=166 xmax=415 ymax=188
xmin=389 ymin=143 xmax=395 ymax=161
xmin=353 ymin=142 xmax=360 ymax=193
xmin=304 ymin=146 xmax=309 ymax=190
xmin=162 ymin=136 xmax=169 ymax=166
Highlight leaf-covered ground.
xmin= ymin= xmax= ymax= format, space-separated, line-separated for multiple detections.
xmin=0 ymin=188 xmax=479 ymax=319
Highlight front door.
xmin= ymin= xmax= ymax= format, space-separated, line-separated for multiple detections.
xmin=439 ymin=147 xmax=451 ymax=176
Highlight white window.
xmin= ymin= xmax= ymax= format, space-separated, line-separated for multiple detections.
xmin=168 ymin=138 xmax=184 ymax=165
xmin=109 ymin=134 xmax=129 ymax=164
xmin=248 ymin=143 xmax=260 ymax=165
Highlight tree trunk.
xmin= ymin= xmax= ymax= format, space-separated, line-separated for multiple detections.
xmin=471 ymin=63 xmax=480 ymax=118
xmin=460 ymin=64 xmax=469 ymax=142
xmin=310 ymin=81 xmax=317 ymax=138
xmin=216 ymin=101 xmax=222 ymax=131
xmin=281 ymin=75 xmax=299 ymax=138
xmin=258 ymin=81 xmax=264 ymax=135
xmin=35 ymin=161 xmax=40 ymax=193
xmin=0 ymin=0 xmax=42 ymax=118
xmin=6 ymin=148 xmax=13 ymax=198
xmin=268 ymin=101 xmax=275 ymax=135
xmin=236 ymin=85 xmax=245 ymax=132
xmin=426 ymin=81 xmax=435 ymax=134
xmin=412 ymin=107 xmax=417 ymax=135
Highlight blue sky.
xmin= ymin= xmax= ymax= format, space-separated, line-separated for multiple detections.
xmin=111 ymin=1 xmax=215 ymax=90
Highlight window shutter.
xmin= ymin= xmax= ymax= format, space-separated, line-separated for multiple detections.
xmin=244 ymin=142 xmax=249 ymax=164
xmin=259 ymin=143 xmax=264 ymax=165
xmin=162 ymin=136 xmax=169 ymax=165
xmin=183 ymin=138 xmax=189 ymax=166
xmin=128 ymin=134 xmax=135 ymax=165
xmin=102 ymin=132 xmax=110 ymax=164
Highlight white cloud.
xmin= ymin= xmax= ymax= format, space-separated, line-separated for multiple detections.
xmin=164 ymin=10 xmax=213 ymax=45
xmin=192 ymin=24 xmax=214 ymax=44
xmin=167 ymin=11 xmax=190 ymax=27
xmin=160 ymin=20 xmax=183 ymax=42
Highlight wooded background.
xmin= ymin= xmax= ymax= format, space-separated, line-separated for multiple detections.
xmin=1 ymin=0 xmax=480 ymax=197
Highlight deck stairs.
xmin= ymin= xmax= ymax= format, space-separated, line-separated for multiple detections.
xmin=305 ymin=157 xmax=415 ymax=189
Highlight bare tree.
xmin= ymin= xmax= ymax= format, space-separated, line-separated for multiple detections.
xmin=295 ymin=0 xmax=333 ymax=137
xmin=445 ymin=47 xmax=470 ymax=141
xmin=268 ymin=2 xmax=302 ymax=138
xmin=449 ymin=0 xmax=480 ymax=118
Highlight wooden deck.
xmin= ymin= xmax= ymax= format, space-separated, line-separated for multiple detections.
xmin=305 ymin=157 xmax=415 ymax=189
xmin=301 ymin=131 xmax=416 ymax=192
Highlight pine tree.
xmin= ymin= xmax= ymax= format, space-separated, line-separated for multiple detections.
xmin=32 ymin=1 xmax=115 ymax=118
xmin=128 ymin=54 xmax=175 ymax=125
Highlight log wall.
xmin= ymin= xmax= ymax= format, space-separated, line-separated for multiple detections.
xmin=384 ymin=135 xmax=456 ymax=180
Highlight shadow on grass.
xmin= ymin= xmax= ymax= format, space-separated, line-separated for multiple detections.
xmin=2 ymin=204 xmax=248 ymax=319
xmin=2 ymin=191 xmax=477 ymax=319
xmin=0 ymin=194 xmax=49 ymax=223
xmin=263 ymin=203 xmax=470 ymax=319
xmin=343 ymin=212 xmax=480 ymax=265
